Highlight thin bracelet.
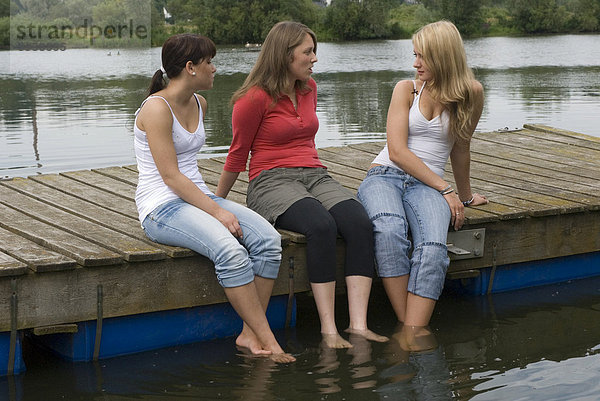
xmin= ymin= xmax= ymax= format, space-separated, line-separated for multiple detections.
xmin=462 ymin=195 xmax=475 ymax=206
xmin=441 ymin=188 xmax=455 ymax=196
xmin=439 ymin=185 xmax=452 ymax=195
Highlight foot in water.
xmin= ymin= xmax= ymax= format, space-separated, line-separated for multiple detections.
xmin=236 ymin=332 xmax=296 ymax=363
xmin=395 ymin=325 xmax=437 ymax=352
xmin=345 ymin=327 xmax=389 ymax=342
xmin=321 ymin=332 xmax=353 ymax=349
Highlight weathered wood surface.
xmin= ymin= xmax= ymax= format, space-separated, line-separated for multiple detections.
xmin=0 ymin=124 xmax=599 ymax=332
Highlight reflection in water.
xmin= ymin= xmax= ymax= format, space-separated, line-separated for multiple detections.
xmin=378 ymin=324 xmax=452 ymax=400
xmin=2 ymin=277 xmax=600 ymax=400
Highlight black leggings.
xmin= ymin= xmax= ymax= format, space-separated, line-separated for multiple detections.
xmin=275 ymin=198 xmax=375 ymax=283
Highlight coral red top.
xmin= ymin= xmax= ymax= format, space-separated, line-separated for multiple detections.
xmin=224 ymin=78 xmax=325 ymax=180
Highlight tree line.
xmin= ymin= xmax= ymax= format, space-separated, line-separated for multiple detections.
xmin=2 ymin=0 xmax=600 ymax=49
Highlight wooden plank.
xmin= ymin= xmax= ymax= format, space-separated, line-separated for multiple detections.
xmin=0 ymin=227 xmax=76 ymax=273
xmin=467 ymin=159 xmax=598 ymax=210
xmin=29 ymin=174 xmax=138 ymax=218
xmin=458 ymin=178 xmax=567 ymax=218
xmin=349 ymin=141 xmax=386 ymax=155
xmin=524 ymin=124 xmax=600 ymax=150
xmin=0 ymin=250 xmax=28 ymax=277
xmin=61 ymin=170 xmax=136 ymax=200
xmin=1 ymin=179 xmax=193 ymax=259
xmin=477 ymin=130 xmax=600 ymax=165
xmin=0 ymin=244 xmax=310 ymax=331
xmin=470 ymin=137 xmax=600 ymax=181
xmin=317 ymin=151 xmax=371 ymax=181
xmin=92 ymin=166 xmax=138 ymax=186
xmin=327 ymin=143 xmax=384 ymax=167
xmin=469 ymin=154 xmax=599 ymax=197
xmin=0 ymin=203 xmax=122 ymax=267
xmin=0 ymin=186 xmax=166 ymax=263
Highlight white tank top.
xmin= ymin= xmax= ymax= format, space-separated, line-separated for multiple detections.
xmin=373 ymin=81 xmax=453 ymax=178
xmin=134 ymin=94 xmax=212 ymax=224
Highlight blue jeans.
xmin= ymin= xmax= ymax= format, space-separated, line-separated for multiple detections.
xmin=142 ymin=196 xmax=281 ymax=288
xmin=357 ymin=165 xmax=451 ymax=300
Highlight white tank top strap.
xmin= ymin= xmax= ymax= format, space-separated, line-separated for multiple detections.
xmin=135 ymin=94 xmax=200 ymax=116
xmin=135 ymin=95 xmax=174 ymax=117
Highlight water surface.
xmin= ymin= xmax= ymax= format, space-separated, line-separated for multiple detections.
xmin=2 ymin=277 xmax=600 ymax=400
xmin=1 ymin=34 xmax=599 ymax=178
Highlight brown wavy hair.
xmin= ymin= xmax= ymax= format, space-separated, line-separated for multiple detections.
xmin=231 ymin=21 xmax=317 ymax=105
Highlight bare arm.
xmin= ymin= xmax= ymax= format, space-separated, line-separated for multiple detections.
xmin=138 ymin=97 xmax=243 ymax=237
xmin=216 ymin=170 xmax=240 ymax=198
xmin=450 ymin=81 xmax=488 ymax=208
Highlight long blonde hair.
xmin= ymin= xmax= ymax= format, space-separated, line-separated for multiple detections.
xmin=231 ymin=21 xmax=317 ymax=105
xmin=413 ymin=20 xmax=476 ymax=141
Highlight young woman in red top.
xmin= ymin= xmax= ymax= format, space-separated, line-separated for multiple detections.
xmin=217 ymin=21 xmax=387 ymax=348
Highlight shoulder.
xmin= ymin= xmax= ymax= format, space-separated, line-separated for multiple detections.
xmin=393 ymin=79 xmax=417 ymax=93
xmin=391 ymin=79 xmax=417 ymax=104
xmin=471 ymin=80 xmax=483 ymax=94
xmin=235 ymin=86 xmax=270 ymax=109
xmin=470 ymin=80 xmax=484 ymax=105
xmin=195 ymin=94 xmax=208 ymax=115
xmin=137 ymin=96 xmax=172 ymax=126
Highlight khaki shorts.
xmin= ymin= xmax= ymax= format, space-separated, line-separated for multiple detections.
xmin=247 ymin=167 xmax=357 ymax=224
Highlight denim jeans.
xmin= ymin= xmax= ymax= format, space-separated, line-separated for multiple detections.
xmin=142 ymin=196 xmax=281 ymax=288
xmin=357 ymin=165 xmax=451 ymax=300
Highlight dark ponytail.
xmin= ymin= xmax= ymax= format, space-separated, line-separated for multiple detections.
xmin=147 ymin=69 xmax=166 ymax=96
xmin=146 ymin=33 xmax=216 ymax=97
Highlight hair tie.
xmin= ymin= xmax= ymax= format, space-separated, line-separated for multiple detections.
xmin=160 ymin=65 xmax=166 ymax=75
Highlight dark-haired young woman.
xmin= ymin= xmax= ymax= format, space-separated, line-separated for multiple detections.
xmin=134 ymin=33 xmax=295 ymax=363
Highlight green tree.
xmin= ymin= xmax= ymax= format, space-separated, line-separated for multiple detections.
xmin=509 ymin=0 xmax=569 ymax=33
xmin=324 ymin=0 xmax=396 ymax=41
xmin=421 ymin=0 xmax=483 ymax=35
xmin=564 ymin=0 xmax=599 ymax=32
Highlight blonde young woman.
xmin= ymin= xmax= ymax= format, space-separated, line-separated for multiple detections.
xmin=357 ymin=21 xmax=488 ymax=349
xmin=134 ymin=34 xmax=294 ymax=362
xmin=217 ymin=21 xmax=387 ymax=348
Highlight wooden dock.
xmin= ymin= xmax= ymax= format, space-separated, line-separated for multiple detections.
xmin=1 ymin=124 xmax=600 ymax=372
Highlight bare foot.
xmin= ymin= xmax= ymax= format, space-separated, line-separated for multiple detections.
xmin=269 ymin=352 xmax=296 ymax=363
xmin=236 ymin=332 xmax=272 ymax=356
xmin=236 ymin=333 xmax=296 ymax=363
xmin=396 ymin=326 xmax=437 ymax=352
xmin=345 ymin=327 xmax=389 ymax=342
xmin=321 ymin=333 xmax=353 ymax=349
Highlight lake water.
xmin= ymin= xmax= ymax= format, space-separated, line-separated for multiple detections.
xmin=1 ymin=34 xmax=600 ymax=400
xmin=1 ymin=34 xmax=599 ymax=178
xmin=2 ymin=276 xmax=600 ymax=400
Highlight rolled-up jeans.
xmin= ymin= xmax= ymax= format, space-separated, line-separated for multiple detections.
xmin=142 ymin=196 xmax=281 ymax=288
xmin=357 ymin=165 xmax=451 ymax=300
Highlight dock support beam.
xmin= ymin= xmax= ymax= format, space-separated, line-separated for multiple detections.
xmin=93 ymin=284 xmax=103 ymax=361
xmin=7 ymin=279 xmax=18 ymax=376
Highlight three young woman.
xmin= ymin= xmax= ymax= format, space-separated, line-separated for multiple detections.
xmin=357 ymin=20 xmax=488 ymax=346
xmin=136 ymin=19 xmax=487 ymax=358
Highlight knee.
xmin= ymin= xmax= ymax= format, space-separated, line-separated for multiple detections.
xmin=213 ymin=245 xmax=254 ymax=288
xmin=372 ymin=212 xmax=408 ymax=246
xmin=409 ymin=242 xmax=449 ymax=300
xmin=371 ymin=213 xmax=411 ymax=277
xmin=305 ymin=214 xmax=337 ymax=242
